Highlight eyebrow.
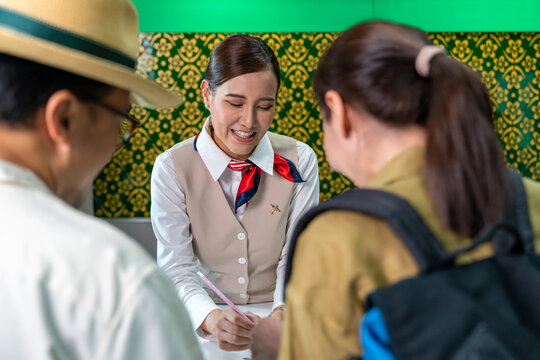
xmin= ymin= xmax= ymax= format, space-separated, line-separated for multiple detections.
xmin=225 ymin=93 xmax=275 ymax=102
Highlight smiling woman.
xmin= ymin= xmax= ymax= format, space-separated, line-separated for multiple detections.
xmin=150 ymin=34 xmax=320 ymax=353
xmin=202 ymin=70 xmax=277 ymax=160
xmin=199 ymin=35 xmax=280 ymax=162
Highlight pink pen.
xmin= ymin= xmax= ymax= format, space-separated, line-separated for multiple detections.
xmin=197 ymin=271 xmax=254 ymax=324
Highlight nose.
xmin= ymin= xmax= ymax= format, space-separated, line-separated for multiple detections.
xmin=239 ymin=106 xmax=256 ymax=129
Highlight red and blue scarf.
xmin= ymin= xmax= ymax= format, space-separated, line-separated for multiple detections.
xmin=194 ymin=133 xmax=304 ymax=212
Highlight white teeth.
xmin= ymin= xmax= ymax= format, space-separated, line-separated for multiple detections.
xmin=232 ymin=130 xmax=255 ymax=138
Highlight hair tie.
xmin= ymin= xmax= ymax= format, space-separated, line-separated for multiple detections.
xmin=415 ymin=45 xmax=445 ymax=77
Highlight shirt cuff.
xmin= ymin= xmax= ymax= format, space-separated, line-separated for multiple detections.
xmin=183 ymin=292 xmax=219 ymax=339
xmin=272 ymin=286 xmax=285 ymax=311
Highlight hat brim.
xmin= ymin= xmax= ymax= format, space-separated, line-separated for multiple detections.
xmin=0 ymin=26 xmax=182 ymax=109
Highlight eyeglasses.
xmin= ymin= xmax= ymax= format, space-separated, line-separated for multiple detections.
xmin=91 ymin=101 xmax=141 ymax=149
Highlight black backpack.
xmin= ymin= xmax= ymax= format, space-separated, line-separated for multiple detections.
xmin=284 ymin=170 xmax=540 ymax=359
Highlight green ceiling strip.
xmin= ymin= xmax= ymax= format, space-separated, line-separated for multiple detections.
xmin=132 ymin=0 xmax=540 ymax=33
xmin=375 ymin=0 xmax=540 ymax=32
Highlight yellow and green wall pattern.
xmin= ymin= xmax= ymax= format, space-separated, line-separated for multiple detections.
xmin=93 ymin=1 xmax=540 ymax=218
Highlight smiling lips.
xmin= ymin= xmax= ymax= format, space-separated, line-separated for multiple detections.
xmin=232 ymin=129 xmax=256 ymax=142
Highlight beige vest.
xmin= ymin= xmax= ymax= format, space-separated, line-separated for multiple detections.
xmin=171 ymin=132 xmax=298 ymax=305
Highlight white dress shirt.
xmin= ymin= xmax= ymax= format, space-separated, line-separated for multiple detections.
xmin=0 ymin=159 xmax=203 ymax=360
xmin=151 ymin=119 xmax=319 ymax=333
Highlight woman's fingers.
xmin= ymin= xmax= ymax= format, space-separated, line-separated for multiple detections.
xmin=221 ymin=308 xmax=256 ymax=329
xmin=216 ymin=316 xmax=252 ymax=338
xmin=215 ymin=308 xmax=259 ymax=350
xmin=217 ymin=340 xmax=250 ymax=352
xmin=245 ymin=311 xmax=260 ymax=323
xmin=217 ymin=330 xmax=251 ymax=350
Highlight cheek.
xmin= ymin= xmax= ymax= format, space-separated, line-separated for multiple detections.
xmin=322 ymin=121 xmax=331 ymax=148
xmin=101 ymin=126 xmax=119 ymax=153
xmin=211 ymin=105 xmax=235 ymax=130
xmin=210 ymin=115 xmax=229 ymax=140
xmin=89 ymin=123 xmax=118 ymax=163
xmin=322 ymin=123 xmax=338 ymax=167
xmin=259 ymin=110 xmax=275 ymax=129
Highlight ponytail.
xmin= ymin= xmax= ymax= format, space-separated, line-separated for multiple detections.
xmin=425 ymin=55 xmax=508 ymax=236
xmin=313 ymin=21 xmax=509 ymax=237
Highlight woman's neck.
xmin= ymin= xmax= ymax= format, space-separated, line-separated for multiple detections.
xmin=350 ymin=122 xmax=427 ymax=187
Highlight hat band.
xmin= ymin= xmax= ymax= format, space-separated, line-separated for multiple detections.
xmin=0 ymin=6 xmax=136 ymax=68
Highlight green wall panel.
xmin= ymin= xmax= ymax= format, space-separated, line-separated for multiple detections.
xmin=131 ymin=0 xmax=540 ymax=32
xmin=93 ymin=31 xmax=540 ymax=218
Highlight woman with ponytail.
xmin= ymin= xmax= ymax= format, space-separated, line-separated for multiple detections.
xmin=250 ymin=21 xmax=540 ymax=360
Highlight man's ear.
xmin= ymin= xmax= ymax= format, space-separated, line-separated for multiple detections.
xmin=324 ymin=90 xmax=352 ymax=138
xmin=201 ymin=79 xmax=211 ymax=108
xmin=42 ymin=90 xmax=79 ymax=150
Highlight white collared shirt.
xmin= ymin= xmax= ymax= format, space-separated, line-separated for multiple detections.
xmin=151 ymin=119 xmax=319 ymax=334
xmin=0 ymin=160 xmax=203 ymax=359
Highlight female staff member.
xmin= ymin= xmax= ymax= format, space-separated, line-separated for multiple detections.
xmin=251 ymin=21 xmax=540 ymax=359
xmin=151 ymin=34 xmax=319 ymax=351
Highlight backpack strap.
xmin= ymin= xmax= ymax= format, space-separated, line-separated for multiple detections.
xmin=504 ymin=169 xmax=534 ymax=253
xmin=445 ymin=169 xmax=535 ymax=262
xmin=283 ymin=169 xmax=535 ymax=294
xmin=283 ymin=188 xmax=448 ymax=291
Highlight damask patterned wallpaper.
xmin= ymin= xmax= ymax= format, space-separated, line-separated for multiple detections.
xmin=94 ymin=32 xmax=540 ymax=218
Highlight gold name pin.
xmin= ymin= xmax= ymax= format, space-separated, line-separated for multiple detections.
xmin=270 ymin=203 xmax=281 ymax=215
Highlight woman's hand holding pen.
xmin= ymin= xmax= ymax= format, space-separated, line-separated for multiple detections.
xmin=202 ymin=308 xmax=260 ymax=351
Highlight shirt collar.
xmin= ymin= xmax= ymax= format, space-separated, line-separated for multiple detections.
xmin=197 ymin=117 xmax=275 ymax=181
xmin=0 ymin=159 xmax=51 ymax=194
xmin=249 ymin=134 xmax=274 ymax=176
xmin=366 ymin=146 xmax=426 ymax=188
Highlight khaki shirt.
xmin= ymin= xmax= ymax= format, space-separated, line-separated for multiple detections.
xmin=279 ymin=146 xmax=540 ymax=360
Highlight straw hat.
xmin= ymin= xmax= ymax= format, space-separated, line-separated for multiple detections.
xmin=0 ymin=0 xmax=181 ymax=108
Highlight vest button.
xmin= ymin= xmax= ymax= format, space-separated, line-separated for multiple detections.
xmin=238 ymin=257 xmax=246 ymax=264
xmin=237 ymin=232 xmax=246 ymax=240
xmin=237 ymin=276 xmax=246 ymax=285
xmin=240 ymin=293 xmax=247 ymax=299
